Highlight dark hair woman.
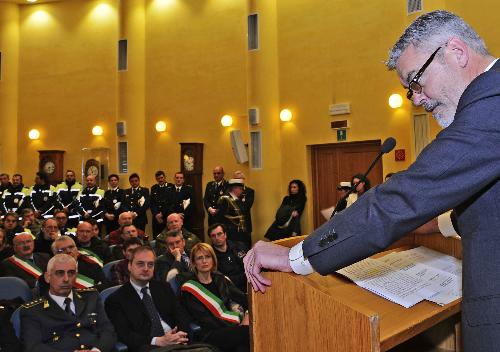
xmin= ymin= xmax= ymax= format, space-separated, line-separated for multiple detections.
xmin=264 ymin=179 xmax=307 ymax=241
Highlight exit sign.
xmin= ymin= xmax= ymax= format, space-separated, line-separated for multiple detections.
xmin=337 ymin=129 xmax=347 ymax=141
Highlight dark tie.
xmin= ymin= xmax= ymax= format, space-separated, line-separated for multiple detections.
xmin=141 ymin=287 xmax=164 ymax=337
xmin=176 ymin=187 xmax=180 ymax=193
xmin=64 ymin=297 xmax=74 ymax=316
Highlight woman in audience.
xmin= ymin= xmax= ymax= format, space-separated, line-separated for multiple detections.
xmin=264 ymin=179 xmax=307 ymax=241
xmin=179 ymin=243 xmax=249 ymax=352
xmin=345 ymin=174 xmax=371 ymax=207
xmin=0 ymin=228 xmax=14 ymax=262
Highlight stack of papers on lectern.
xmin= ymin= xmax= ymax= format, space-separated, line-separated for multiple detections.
xmin=336 ymin=247 xmax=462 ymax=308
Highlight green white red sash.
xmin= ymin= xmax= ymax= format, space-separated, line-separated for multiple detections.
xmin=78 ymin=248 xmax=103 ymax=268
xmin=74 ymin=273 xmax=95 ymax=288
xmin=181 ymin=280 xmax=241 ymax=324
xmin=8 ymin=255 xmax=43 ymax=279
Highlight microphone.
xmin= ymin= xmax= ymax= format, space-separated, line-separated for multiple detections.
xmin=330 ymin=137 xmax=396 ymax=219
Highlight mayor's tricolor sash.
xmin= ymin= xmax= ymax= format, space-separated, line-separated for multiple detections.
xmin=8 ymin=255 xmax=43 ymax=279
xmin=181 ymin=280 xmax=241 ymax=324
xmin=78 ymin=248 xmax=104 ymax=268
xmin=74 ymin=273 xmax=95 ymax=289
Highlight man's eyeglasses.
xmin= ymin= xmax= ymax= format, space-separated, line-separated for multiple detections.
xmin=406 ymin=47 xmax=441 ymax=100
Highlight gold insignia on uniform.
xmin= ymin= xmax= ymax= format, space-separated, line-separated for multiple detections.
xmin=22 ymin=298 xmax=44 ymax=309
xmin=76 ymin=322 xmax=81 ymax=327
xmin=76 ymin=287 xmax=97 ymax=292
xmin=52 ymin=332 xmax=59 ymax=342
xmin=43 ymin=300 xmax=50 ymax=309
xmin=76 ymin=292 xmax=82 ymax=299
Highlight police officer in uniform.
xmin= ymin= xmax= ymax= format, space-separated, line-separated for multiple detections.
xmin=77 ymin=175 xmax=105 ymax=224
xmin=103 ymin=174 xmax=125 ymax=235
xmin=1 ymin=174 xmax=30 ymax=216
xmin=203 ymin=166 xmax=227 ymax=226
xmin=55 ymin=170 xmax=83 ymax=228
xmin=28 ymin=172 xmax=57 ymax=220
xmin=150 ymin=170 xmax=173 ymax=238
xmin=20 ymin=254 xmax=116 ymax=351
xmin=166 ymin=172 xmax=194 ymax=232
xmin=216 ymin=179 xmax=250 ymax=249
xmin=122 ymin=173 xmax=150 ymax=232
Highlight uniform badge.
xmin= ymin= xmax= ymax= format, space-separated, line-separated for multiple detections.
xmin=52 ymin=332 xmax=59 ymax=342
xmin=43 ymin=197 xmax=48 ymax=201
xmin=14 ymin=199 xmax=19 ymax=204
xmin=113 ymin=199 xmax=117 ymax=203
xmin=43 ymin=300 xmax=50 ymax=309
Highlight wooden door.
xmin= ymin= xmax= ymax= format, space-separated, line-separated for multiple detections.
xmin=311 ymin=140 xmax=383 ymax=228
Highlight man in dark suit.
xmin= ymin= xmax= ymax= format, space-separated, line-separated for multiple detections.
xmin=155 ymin=229 xmax=192 ymax=282
xmin=150 ymin=170 xmax=173 ymax=238
xmin=103 ymin=174 xmax=125 ymax=234
xmin=105 ymin=246 xmax=191 ymax=352
xmin=166 ymin=172 xmax=194 ymax=232
xmin=52 ymin=235 xmax=106 ymax=288
xmin=245 ymin=10 xmax=500 ymax=351
xmin=0 ymin=232 xmax=49 ymax=288
xmin=123 ymin=173 xmax=150 ymax=232
xmin=20 ymin=253 xmax=116 ymax=351
xmin=203 ymin=166 xmax=227 ymax=226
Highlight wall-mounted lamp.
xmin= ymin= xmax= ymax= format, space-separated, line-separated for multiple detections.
xmin=92 ymin=125 xmax=104 ymax=136
xmin=220 ymin=115 xmax=233 ymax=127
xmin=28 ymin=129 xmax=40 ymax=140
xmin=388 ymin=94 xmax=403 ymax=109
xmin=280 ymin=108 xmax=292 ymax=122
xmin=155 ymin=121 xmax=167 ymax=132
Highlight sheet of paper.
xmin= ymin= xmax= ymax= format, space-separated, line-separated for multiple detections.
xmin=336 ymin=247 xmax=462 ymax=308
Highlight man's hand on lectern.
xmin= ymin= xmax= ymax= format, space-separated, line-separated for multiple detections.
xmin=244 ymin=241 xmax=293 ymax=293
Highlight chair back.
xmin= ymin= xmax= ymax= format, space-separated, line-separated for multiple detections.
xmin=0 ymin=277 xmax=33 ymax=302
xmin=99 ymin=284 xmax=121 ymax=302
xmin=102 ymin=259 xmax=121 ymax=282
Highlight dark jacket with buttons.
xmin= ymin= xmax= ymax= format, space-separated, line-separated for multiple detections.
xmin=20 ymin=288 xmax=116 ymax=352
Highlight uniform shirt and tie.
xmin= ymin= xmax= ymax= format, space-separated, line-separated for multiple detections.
xmin=129 ymin=280 xmax=172 ymax=344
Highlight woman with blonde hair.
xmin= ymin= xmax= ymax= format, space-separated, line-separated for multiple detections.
xmin=179 ymin=243 xmax=249 ymax=352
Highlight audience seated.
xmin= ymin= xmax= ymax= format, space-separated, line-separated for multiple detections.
xmin=179 ymin=243 xmax=249 ymax=352
xmin=0 ymin=232 xmax=49 ymax=289
xmin=20 ymin=254 xmax=116 ymax=351
xmin=110 ymin=224 xmax=141 ymax=260
xmin=109 ymin=237 xmax=143 ymax=285
xmin=34 ymin=218 xmax=60 ymax=255
xmin=0 ymin=228 xmax=14 ymax=262
xmin=105 ymin=246 xmax=192 ymax=352
xmin=76 ymin=221 xmax=111 ymax=264
xmin=155 ymin=230 xmax=192 ymax=283
xmin=20 ymin=208 xmax=43 ymax=238
xmin=107 ymin=212 xmax=147 ymax=245
xmin=3 ymin=213 xmax=25 ymax=244
xmin=208 ymin=223 xmax=248 ymax=293
xmin=51 ymin=235 xmax=106 ymax=289
xmin=156 ymin=213 xmax=200 ymax=256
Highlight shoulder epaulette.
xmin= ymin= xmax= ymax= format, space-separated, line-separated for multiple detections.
xmin=76 ymin=287 xmax=98 ymax=293
xmin=22 ymin=298 xmax=45 ymax=309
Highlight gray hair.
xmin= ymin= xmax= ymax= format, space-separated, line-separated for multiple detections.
xmin=51 ymin=235 xmax=76 ymax=254
xmin=386 ymin=10 xmax=489 ymax=70
xmin=47 ymin=253 xmax=77 ymax=273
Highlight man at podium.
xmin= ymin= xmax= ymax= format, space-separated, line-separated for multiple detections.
xmin=244 ymin=10 xmax=499 ymax=352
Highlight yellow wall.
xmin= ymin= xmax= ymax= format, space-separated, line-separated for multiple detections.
xmin=0 ymin=3 xmax=19 ymax=174
xmin=2 ymin=0 xmax=499 ymax=239
xmin=17 ymin=0 xmax=119 ymax=184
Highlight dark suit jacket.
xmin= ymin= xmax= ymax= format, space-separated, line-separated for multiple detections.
xmin=123 ymin=187 xmax=150 ymax=227
xmin=203 ymin=180 xmax=227 ymax=224
xmin=20 ymin=288 xmax=116 ymax=352
xmin=154 ymin=252 xmax=191 ymax=282
xmin=0 ymin=252 xmax=50 ymax=288
xmin=303 ymin=60 xmax=500 ymax=351
xmin=104 ymin=280 xmax=192 ymax=352
xmin=0 ymin=305 xmax=21 ymax=352
xmin=166 ymin=185 xmax=194 ymax=227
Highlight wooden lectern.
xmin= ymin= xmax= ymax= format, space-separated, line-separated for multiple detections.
xmin=249 ymin=233 xmax=462 ymax=352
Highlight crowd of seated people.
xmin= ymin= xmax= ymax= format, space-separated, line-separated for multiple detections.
xmin=0 ymin=165 xmax=311 ymax=351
